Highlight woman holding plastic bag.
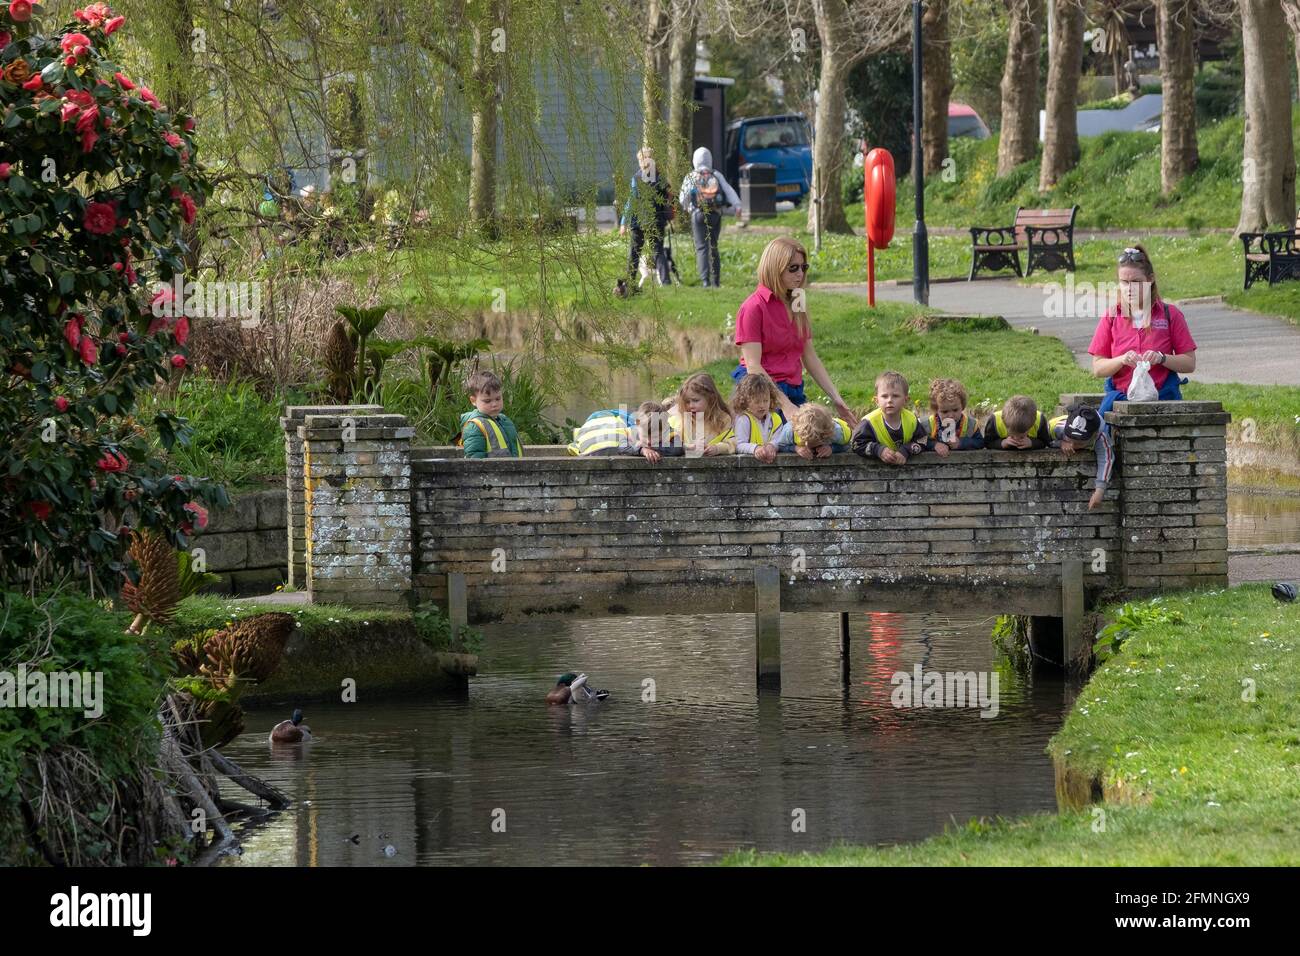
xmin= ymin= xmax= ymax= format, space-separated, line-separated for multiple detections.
xmin=1088 ymin=244 xmax=1197 ymax=417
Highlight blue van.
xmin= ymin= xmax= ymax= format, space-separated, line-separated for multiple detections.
xmin=724 ymin=114 xmax=814 ymax=206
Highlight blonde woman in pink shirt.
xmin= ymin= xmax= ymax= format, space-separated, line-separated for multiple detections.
xmin=730 ymin=237 xmax=859 ymax=427
xmin=1089 ymin=244 xmax=1197 ymax=418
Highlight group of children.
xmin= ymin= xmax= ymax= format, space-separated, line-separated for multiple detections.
xmin=460 ymin=367 xmax=1114 ymax=509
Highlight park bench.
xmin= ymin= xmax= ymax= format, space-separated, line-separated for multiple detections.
xmin=1240 ymin=211 xmax=1300 ymax=289
xmin=968 ymin=205 xmax=1079 ymax=280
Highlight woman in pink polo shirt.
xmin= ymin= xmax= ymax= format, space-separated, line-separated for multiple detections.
xmin=730 ymin=237 xmax=858 ymax=426
xmin=1089 ymin=244 xmax=1197 ymax=418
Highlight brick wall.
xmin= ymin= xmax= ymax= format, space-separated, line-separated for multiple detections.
xmin=199 ymin=487 xmax=287 ymax=594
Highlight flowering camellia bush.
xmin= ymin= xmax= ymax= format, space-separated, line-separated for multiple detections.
xmin=0 ymin=2 xmax=227 ymax=589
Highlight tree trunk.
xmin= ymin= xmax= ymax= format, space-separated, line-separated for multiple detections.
xmin=1039 ymin=0 xmax=1084 ymax=190
xmin=642 ymin=0 xmax=670 ymax=146
xmin=667 ymin=0 xmax=699 ymax=184
xmin=808 ymin=0 xmax=853 ymax=234
xmin=1237 ymin=0 xmax=1298 ymax=234
xmin=1283 ymin=1 xmax=1300 ymax=100
xmin=468 ymin=0 xmax=505 ymax=230
xmin=922 ymin=0 xmax=953 ymax=177
xmin=1158 ymin=0 xmax=1199 ymax=193
xmin=997 ymin=0 xmax=1045 ymax=177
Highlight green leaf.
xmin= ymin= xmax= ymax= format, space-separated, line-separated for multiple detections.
xmin=29 ymin=253 xmax=46 ymax=275
xmin=58 ymin=272 xmax=75 ymax=294
xmin=147 ymin=215 xmax=166 ymax=240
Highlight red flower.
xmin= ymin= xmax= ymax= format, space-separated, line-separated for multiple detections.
xmin=25 ymin=500 xmax=53 ymax=522
xmin=179 ymin=193 xmax=196 ymax=224
xmin=104 ymin=15 xmax=124 ymax=35
xmin=83 ymin=201 xmax=117 ymax=235
xmin=8 ymin=1 xmax=33 ymax=24
xmin=62 ymin=33 xmax=93 ymax=56
xmin=0 ymin=163 xmax=9 ymax=178
xmin=138 ymin=85 xmax=161 ymax=109
xmin=114 ymin=72 xmax=134 ymax=90
xmin=114 ymin=343 xmax=126 ymax=356
xmin=75 ymin=3 xmax=113 ymax=27
xmin=53 ymin=396 xmax=69 ymax=412
xmin=78 ymin=335 xmax=99 ymax=365
xmin=173 ymin=315 xmax=189 ymax=345
xmin=95 ymin=450 xmax=129 ymax=473
xmin=21 ymin=73 xmax=42 ymax=91
xmin=63 ymin=314 xmax=85 ymax=348
xmin=146 ymin=316 xmax=168 ymax=335
xmin=150 ymin=284 xmax=174 ymax=313
xmin=0 ymin=32 xmax=10 ymax=51
xmin=183 ymin=117 xmax=195 ymax=132
xmin=171 ymin=354 xmax=186 ymax=369
xmin=164 ymin=132 xmax=183 ymax=148
xmin=80 ymin=129 xmax=99 ymax=152
xmin=183 ymin=501 xmax=209 ymax=531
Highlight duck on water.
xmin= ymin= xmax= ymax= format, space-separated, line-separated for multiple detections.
xmin=547 ymin=673 xmax=610 ymax=705
xmin=270 ymin=708 xmax=312 ymax=744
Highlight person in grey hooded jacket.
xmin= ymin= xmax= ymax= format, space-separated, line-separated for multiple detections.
xmin=678 ymin=147 xmax=741 ymax=288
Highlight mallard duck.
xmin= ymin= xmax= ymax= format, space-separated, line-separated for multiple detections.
xmin=547 ymin=672 xmax=609 ymax=704
xmin=269 ymin=708 xmax=312 ymax=744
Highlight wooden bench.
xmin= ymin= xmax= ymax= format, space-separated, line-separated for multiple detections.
xmin=1240 ymin=211 xmax=1300 ymax=289
xmin=969 ymin=206 xmax=1079 ymax=280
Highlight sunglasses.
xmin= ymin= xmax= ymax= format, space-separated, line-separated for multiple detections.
xmin=786 ymin=263 xmax=811 ymax=274
xmin=1117 ymin=247 xmax=1148 ymax=264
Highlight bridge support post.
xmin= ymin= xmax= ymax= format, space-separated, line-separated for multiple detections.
xmin=447 ymin=572 xmax=467 ymax=638
xmin=838 ymin=611 xmax=851 ymax=684
xmin=754 ymin=566 xmax=781 ymax=691
xmin=1060 ymin=558 xmax=1086 ymax=672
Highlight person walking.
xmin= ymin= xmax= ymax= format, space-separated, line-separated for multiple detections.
xmin=679 ymin=147 xmax=740 ymax=288
xmin=619 ymin=146 xmax=674 ymax=290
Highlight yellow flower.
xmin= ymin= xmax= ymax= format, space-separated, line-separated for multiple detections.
xmin=1179 ymin=766 xmax=1188 ymax=775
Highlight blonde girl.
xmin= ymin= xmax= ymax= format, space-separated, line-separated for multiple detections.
xmin=670 ymin=372 xmax=735 ymax=456
xmin=730 ymin=373 xmax=784 ymax=462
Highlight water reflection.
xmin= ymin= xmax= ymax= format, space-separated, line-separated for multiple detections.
xmin=1228 ymin=493 xmax=1300 ymax=549
xmin=222 ymin=610 xmax=1070 ymax=866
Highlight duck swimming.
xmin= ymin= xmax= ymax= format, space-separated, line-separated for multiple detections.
xmin=547 ymin=672 xmax=610 ymax=704
xmin=269 ymin=708 xmax=312 ymax=744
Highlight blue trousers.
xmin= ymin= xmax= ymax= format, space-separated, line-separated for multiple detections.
xmin=731 ymin=364 xmax=806 ymax=406
xmin=1098 ymin=373 xmax=1186 ymax=434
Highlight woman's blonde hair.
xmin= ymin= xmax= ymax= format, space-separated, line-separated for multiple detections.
xmin=731 ymin=373 xmax=782 ymax=417
xmin=1116 ymin=242 xmax=1161 ymax=317
xmin=675 ymin=372 xmax=733 ymax=440
xmin=757 ymin=237 xmax=811 ymax=339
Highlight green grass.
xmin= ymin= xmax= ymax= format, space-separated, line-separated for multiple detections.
xmin=170 ymin=595 xmax=410 ymax=642
xmin=725 ymin=584 xmax=1300 ymax=865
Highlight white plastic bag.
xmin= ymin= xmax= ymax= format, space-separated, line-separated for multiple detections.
xmin=1127 ymin=360 xmax=1158 ymax=402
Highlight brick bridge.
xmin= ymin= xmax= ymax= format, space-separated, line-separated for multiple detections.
xmin=281 ymin=397 xmax=1230 ymax=686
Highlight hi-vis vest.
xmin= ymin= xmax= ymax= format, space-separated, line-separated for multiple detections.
xmin=1048 ymin=413 xmax=1097 ymax=447
xmin=993 ymin=410 xmax=1044 ymax=440
xmin=864 ymin=407 xmax=918 ymax=450
xmin=459 ymin=416 xmax=522 ymax=457
xmin=568 ymin=410 xmax=637 ymax=456
xmin=794 ymin=417 xmax=852 ymax=447
xmin=928 ymin=411 xmax=975 ymax=445
xmin=742 ymin=410 xmax=784 ymax=443
xmin=669 ymin=412 xmax=733 ymax=447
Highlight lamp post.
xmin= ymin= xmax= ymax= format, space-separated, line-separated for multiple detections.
xmin=912 ymin=0 xmax=929 ymax=306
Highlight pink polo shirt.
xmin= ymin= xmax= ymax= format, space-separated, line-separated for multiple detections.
xmin=1088 ymin=300 xmax=1197 ymax=393
xmin=734 ymin=284 xmax=811 ymax=385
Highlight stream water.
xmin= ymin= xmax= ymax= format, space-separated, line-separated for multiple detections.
xmin=222 ymin=610 xmax=1073 ymax=867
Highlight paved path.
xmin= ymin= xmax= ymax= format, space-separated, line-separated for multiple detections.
xmin=815 ymin=277 xmax=1300 ymax=387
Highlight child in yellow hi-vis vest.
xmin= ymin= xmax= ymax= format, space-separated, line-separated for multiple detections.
xmin=851 ymin=370 xmax=929 ymax=465
xmin=731 ymin=373 xmax=786 ymax=462
xmin=770 ymin=402 xmax=852 ymax=458
xmin=459 ymin=370 xmax=523 ymax=459
xmin=667 ymin=372 xmax=735 ymax=456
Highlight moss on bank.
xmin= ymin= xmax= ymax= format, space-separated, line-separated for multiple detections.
xmin=725 ymin=584 xmax=1300 ymax=866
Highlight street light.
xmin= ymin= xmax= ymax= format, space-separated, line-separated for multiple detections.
xmin=912 ymin=0 xmax=929 ymax=306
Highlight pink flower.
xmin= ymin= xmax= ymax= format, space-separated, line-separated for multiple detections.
xmin=83 ymin=200 xmax=117 ymax=235
xmin=146 ymin=316 xmax=169 ymax=335
xmin=0 ymin=32 xmax=11 ymax=51
xmin=75 ymin=3 xmax=113 ymax=27
xmin=63 ymin=315 xmax=85 ymax=348
xmin=53 ymin=396 xmax=69 ymax=412
xmin=179 ymin=193 xmax=196 ymax=224
xmin=170 ymin=354 xmax=186 ymax=369
xmin=8 ymin=1 xmax=33 ymax=24
xmin=137 ymin=85 xmax=160 ymax=109
xmin=173 ymin=315 xmax=189 ymax=345
xmin=0 ymin=163 xmax=9 ymax=178
xmin=95 ymin=450 xmax=129 ymax=473
xmin=80 ymin=129 xmax=99 ymax=152
xmin=164 ymin=132 xmax=182 ymax=148
xmin=183 ymin=117 xmax=195 ymax=132
xmin=183 ymin=501 xmax=209 ymax=531
xmin=62 ymin=33 xmax=93 ymax=58
xmin=104 ymin=15 xmax=124 ymax=35
xmin=21 ymin=73 xmax=42 ymax=91
xmin=114 ymin=72 xmax=134 ymax=90
xmin=78 ymin=335 xmax=99 ymax=365
xmin=150 ymin=285 xmax=174 ymax=312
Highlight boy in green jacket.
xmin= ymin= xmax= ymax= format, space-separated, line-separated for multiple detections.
xmin=459 ymin=370 xmax=523 ymax=458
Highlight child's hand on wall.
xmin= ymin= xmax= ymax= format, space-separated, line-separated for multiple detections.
xmin=934 ymin=442 xmax=950 ymax=458
xmin=755 ymin=444 xmax=777 ymax=463
xmin=702 ymin=444 xmax=721 ymax=457
xmin=1088 ymin=488 xmax=1104 ymax=510
xmin=641 ymin=446 xmax=662 ymax=463
xmin=881 ymin=448 xmax=905 ymax=465
xmin=815 ymin=444 xmax=831 ymax=458
xmin=796 ymin=445 xmax=815 ymax=460
xmin=1001 ymin=436 xmax=1028 ymax=450
xmin=1059 ymin=439 xmax=1077 ymax=457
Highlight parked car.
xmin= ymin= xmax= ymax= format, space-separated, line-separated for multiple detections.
xmin=724 ymin=114 xmax=814 ymax=206
xmin=948 ymin=102 xmax=991 ymax=140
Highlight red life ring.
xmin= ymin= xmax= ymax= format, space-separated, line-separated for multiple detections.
xmin=865 ymin=148 xmax=896 ymax=249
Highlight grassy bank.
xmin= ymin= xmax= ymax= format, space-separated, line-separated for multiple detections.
xmin=726 ymin=584 xmax=1300 ymax=865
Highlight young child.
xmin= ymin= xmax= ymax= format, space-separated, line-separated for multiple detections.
xmin=925 ymin=378 xmax=985 ymax=457
xmin=982 ymin=395 xmax=1051 ymax=451
xmin=1051 ymin=403 xmax=1114 ymax=510
xmin=668 ymin=372 xmax=736 ymax=456
xmin=851 ymin=371 xmax=928 ymax=465
xmin=459 ymin=370 xmax=523 ymax=458
xmin=770 ymin=402 xmax=852 ymax=459
xmin=567 ymin=402 xmax=683 ymax=462
xmin=731 ymin=373 xmax=785 ymax=463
